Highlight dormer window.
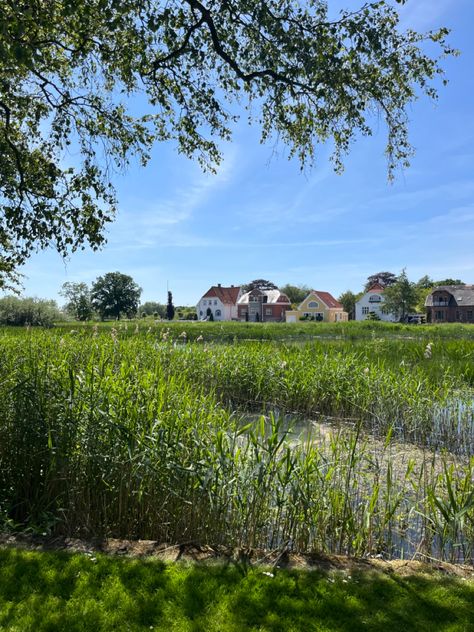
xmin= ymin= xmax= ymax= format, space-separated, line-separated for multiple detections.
xmin=308 ymin=301 xmax=319 ymax=308
xmin=369 ymin=295 xmax=381 ymax=303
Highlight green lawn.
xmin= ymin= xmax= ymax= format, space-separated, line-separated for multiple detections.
xmin=0 ymin=548 xmax=473 ymax=631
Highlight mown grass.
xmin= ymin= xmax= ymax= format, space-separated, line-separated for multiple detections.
xmin=0 ymin=547 xmax=473 ymax=632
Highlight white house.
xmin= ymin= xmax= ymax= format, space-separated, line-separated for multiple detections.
xmin=355 ymin=283 xmax=397 ymax=322
xmin=196 ymin=284 xmax=242 ymax=321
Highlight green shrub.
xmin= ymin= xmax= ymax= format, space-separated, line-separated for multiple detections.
xmin=0 ymin=296 xmax=63 ymax=327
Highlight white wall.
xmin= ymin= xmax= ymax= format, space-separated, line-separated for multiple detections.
xmin=196 ymin=298 xmax=234 ymax=321
xmin=355 ymin=292 xmax=397 ymax=322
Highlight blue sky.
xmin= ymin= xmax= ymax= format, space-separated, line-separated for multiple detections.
xmin=17 ymin=0 xmax=474 ymax=307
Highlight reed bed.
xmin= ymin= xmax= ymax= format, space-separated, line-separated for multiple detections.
xmin=0 ymin=326 xmax=473 ymax=563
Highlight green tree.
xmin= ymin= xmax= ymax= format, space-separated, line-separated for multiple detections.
xmin=0 ymin=296 xmax=62 ymax=326
xmin=280 ymin=284 xmax=310 ymax=306
xmin=364 ymin=272 xmax=397 ymax=292
xmin=91 ymin=272 xmax=141 ymax=320
xmin=414 ymin=275 xmax=434 ymax=313
xmin=382 ymin=270 xmax=418 ymax=322
xmin=242 ymin=279 xmax=278 ymax=293
xmin=416 ymin=275 xmax=434 ymax=290
xmin=166 ymin=291 xmax=175 ymax=321
xmin=434 ymin=278 xmax=465 ymax=286
xmin=0 ymin=0 xmax=454 ymax=283
xmin=140 ymin=301 xmax=166 ymax=319
xmin=338 ymin=290 xmax=359 ymax=320
xmin=60 ymin=282 xmax=93 ymax=321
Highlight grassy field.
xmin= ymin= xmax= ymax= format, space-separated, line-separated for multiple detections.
xmin=0 ymin=547 xmax=473 ymax=632
xmin=0 ymin=321 xmax=473 ymax=563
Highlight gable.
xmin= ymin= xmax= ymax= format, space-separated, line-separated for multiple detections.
xmin=202 ymin=285 xmax=241 ymax=304
xmin=299 ymin=291 xmax=342 ymax=310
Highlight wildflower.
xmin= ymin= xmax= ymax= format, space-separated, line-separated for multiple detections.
xmin=179 ymin=331 xmax=187 ymax=338
xmin=92 ymin=324 xmax=98 ymax=338
xmin=363 ymin=367 xmax=370 ymax=374
xmin=134 ymin=324 xmax=139 ymax=334
xmin=424 ymin=342 xmax=433 ymax=359
xmin=110 ymin=327 xmax=118 ymax=343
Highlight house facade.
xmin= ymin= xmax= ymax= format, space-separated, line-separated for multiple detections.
xmin=355 ymin=283 xmax=397 ymax=322
xmin=196 ymin=284 xmax=242 ymax=321
xmin=286 ymin=291 xmax=348 ymax=323
xmin=425 ymin=285 xmax=474 ymax=323
xmin=237 ymin=288 xmax=291 ymax=322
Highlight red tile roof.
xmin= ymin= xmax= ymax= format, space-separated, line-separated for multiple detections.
xmin=202 ymin=285 xmax=241 ymax=304
xmin=367 ymin=283 xmax=385 ymax=293
xmin=311 ymin=291 xmax=343 ymax=309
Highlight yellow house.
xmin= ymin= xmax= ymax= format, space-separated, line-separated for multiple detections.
xmin=286 ymin=290 xmax=348 ymax=323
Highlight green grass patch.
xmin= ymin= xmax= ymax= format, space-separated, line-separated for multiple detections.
xmin=0 ymin=548 xmax=473 ymax=631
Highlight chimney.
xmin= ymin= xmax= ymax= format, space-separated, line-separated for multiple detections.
xmin=231 ymin=284 xmax=234 ymax=287
xmin=217 ymin=283 xmax=221 ymax=287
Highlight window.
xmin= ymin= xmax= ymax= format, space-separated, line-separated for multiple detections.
xmin=199 ymin=310 xmax=203 ymax=316
xmin=250 ymin=295 xmax=259 ymax=302
xmin=265 ymin=308 xmax=272 ymax=315
xmin=467 ymin=311 xmax=473 ymax=321
xmin=369 ymin=295 xmax=381 ymax=303
xmin=303 ymin=312 xmax=323 ymax=320
xmin=362 ymin=306 xmax=369 ymax=315
xmin=308 ymin=301 xmax=318 ymax=308
xmin=215 ymin=309 xmax=221 ymax=317
xmin=435 ymin=310 xmax=445 ymax=320
xmin=214 ymin=300 xmax=217 ymax=305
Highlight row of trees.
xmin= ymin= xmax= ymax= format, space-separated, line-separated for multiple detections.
xmin=61 ymin=273 xmax=177 ymax=321
xmin=0 ymin=296 xmax=63 ymax=327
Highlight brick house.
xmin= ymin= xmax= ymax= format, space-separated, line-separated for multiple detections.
xmin=425 ymin=285 xmax=474 ymax=323
xmin=196 ymin=284 xmax=242 ymax=321
xmin=237 ymin=288 xmax=291 ymax=322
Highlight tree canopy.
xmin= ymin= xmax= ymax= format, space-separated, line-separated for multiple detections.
xmin=382 ymin=269 xmax=418 ymax=321
xmin=242 ymin=279 xmax=278 ymax=292
xmin=0 ymin=0 xmax=454 ymax=284
xmin=91 ymin=272 xmax=141 ymax=319
xmin=364 ymin=271 xmax=398 ymax=291
xmin=60 ymin=281 xmax=93 ymax=321
xmin=166 ymin=291 xmax=175 ymax=320
xmin=280 ymin=283 xmax=310 ymax=305
xmin=434 ymin=278 xmax=465 ymax=287
xmin=338 ymin=289 xmax=359 ymax=319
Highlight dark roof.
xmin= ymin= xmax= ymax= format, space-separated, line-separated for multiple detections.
xmin=202 ymin=285 xmax=241 ymax=304
xmin=425 ymin=285 xmax=474 ymax=307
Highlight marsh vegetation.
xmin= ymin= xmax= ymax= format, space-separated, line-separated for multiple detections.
xmin=0 ymin=322 xmax=473 ymax=563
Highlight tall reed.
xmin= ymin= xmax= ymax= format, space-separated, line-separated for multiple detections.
xmin=0 ymin=327 xmax=472 ymax=562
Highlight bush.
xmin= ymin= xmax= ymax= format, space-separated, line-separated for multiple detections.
xmin=0 ymin=296 xmax=63 ymax=327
